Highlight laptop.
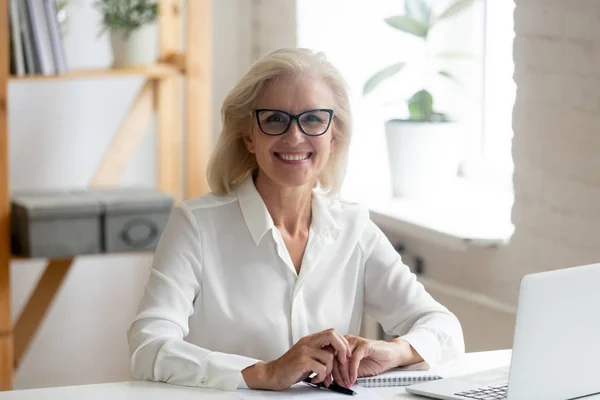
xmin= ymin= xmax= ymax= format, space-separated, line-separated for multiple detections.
xmin=406 ymin=262 xmax=600 ymax=400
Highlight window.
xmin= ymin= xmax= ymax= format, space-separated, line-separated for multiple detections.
xmin=480 ymin=0 xmax=516 ymax=190
xmin=296 ymin=0 xmax=516 ymax=200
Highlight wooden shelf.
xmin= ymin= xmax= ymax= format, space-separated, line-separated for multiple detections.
xmin=1 ymin=0 xmax=212 ymax=389
xmin=10 ymin=251 xmax=153 ymax=261
xmin=9 ymin=64 xmax=181 ymax=82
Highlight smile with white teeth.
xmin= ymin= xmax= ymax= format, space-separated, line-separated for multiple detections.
xmin=276 ymin=153 xmax=311 ymax=161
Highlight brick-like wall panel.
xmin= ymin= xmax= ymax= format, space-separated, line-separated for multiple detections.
xmin=508 ymin=0 xmax=600 ymax=298
xmin=512 ymin=131 xmax=600 ymax=189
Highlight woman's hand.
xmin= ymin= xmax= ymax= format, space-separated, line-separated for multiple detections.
xmin=333 ymin=335 xmax=423 ymax=388
xmin=242 ymin=328 xmax=352 ymax=391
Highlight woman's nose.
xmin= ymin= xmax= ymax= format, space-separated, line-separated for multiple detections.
xmin=282 ymin=119 xmax=304 ymax=143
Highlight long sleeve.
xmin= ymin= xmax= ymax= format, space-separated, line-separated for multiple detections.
xmin=362 ymin=220 xmax=465 ymax=368
xmin=127 ymin=205 xmax=260 ymax=391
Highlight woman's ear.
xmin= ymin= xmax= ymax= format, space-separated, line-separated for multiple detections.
xmin=330 ymin=129 xmax=336 ymax=152
xmin=243 ymin=133 xmax=255 ymax=153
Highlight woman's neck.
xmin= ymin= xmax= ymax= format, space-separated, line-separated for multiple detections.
xmin=254 ymin=172 xmax=313 ymax=237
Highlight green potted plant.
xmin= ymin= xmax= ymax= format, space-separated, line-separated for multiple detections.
xmin=363 ymin=0 xmax=476 ymax=197
xmin=94 ymin=0 xmax=159 ymax=67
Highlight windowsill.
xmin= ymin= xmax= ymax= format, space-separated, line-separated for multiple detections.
xmin=345 ymin=178 xmax=515 ymax=251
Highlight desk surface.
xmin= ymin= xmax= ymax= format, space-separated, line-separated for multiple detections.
xmin=4 ymin=349 xmax=598 ymax=399
xmin=0 ymin=350 xmax=512 ymax=399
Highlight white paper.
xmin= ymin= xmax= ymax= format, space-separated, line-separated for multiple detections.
xmin=234 ymin=383 xmax=385 ymax=400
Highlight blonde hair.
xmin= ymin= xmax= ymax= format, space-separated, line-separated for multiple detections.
xmin=207 ymin=48 xmax=352 ymax=196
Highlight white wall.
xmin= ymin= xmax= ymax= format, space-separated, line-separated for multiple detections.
xmin=252 ymin=0 xmax=297 ymax=60
xmin=9 ymin=0 xmax=255 ymax=389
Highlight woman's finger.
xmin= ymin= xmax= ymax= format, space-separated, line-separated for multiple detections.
xmin=330 ymin=330 xmax=352 ymax=359
xmin=310 ymin=348 xmax=334 ymax=384
xmin=343 ymin=334 xmax=353 ymax=348
xmin=346 ymin=335 xmax=360 ymax=351
xmin=308 ymin=358 xmax=328 ymax=384
xmin=338 ymin=353 xmax=352 ymax=388
xmin=349 ymin=344 xmax=367 ymax=385
xmin=309 ymin=329 xmax=349 ymax=365
xmin=332 ymin=359 xmax=343 ymax=387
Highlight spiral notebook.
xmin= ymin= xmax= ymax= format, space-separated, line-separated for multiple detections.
xmin=356 ymin=362 xmax=443 ymax=387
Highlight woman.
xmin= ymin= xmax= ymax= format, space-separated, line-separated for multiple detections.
xmin=127 ymin=48 xmax=464 ymax=392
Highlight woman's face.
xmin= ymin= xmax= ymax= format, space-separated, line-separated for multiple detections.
xmin=244 ymin=75 xmax=336 ymax=190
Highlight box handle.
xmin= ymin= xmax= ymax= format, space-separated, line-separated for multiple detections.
xmin=120 ymin=217 xmax=159 ymax=249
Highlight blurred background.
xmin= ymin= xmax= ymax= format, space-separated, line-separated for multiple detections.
xmin=3 ymin=0 xmax=600 ymax=391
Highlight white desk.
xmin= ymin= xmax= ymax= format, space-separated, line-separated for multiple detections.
xmin=0 ymin=349 xmax=574 ymax=400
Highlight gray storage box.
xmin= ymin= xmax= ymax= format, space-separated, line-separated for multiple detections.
xmin=11 ymin=191 xmax=103 ymax=258
xmin=11 ymin=188 xmax=174 ymax=258
xmin=83 ymin=188 xmax=173 ymax=253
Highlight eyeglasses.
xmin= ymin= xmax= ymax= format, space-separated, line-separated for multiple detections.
xmin=254 ymin=109 xmax=334 ymax=136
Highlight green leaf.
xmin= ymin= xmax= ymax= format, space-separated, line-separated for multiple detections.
xmin=384 ymin=15 xmax=429 ymax=38
xmin=437 ymin=0 xmax=475 ymax=21
xmin=435 ymin=51 xmax=474 ymax=60
xmin=94 ymin=0 xmax=158 ymax=38
xmin=405 ymin=0 xmax=431 ymax=24
xmin=438 ymin=70 xmax=463 ymax=87
xmin=408 ymin=90 xmax=434 ymax=121
xmin=362 ymin=62 xmax=406 ymax=96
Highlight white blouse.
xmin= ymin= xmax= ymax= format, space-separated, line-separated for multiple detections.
xmin=127 ymin=175 xmax=465 ymax=391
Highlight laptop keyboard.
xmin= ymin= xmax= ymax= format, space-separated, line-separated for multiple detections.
xmin=454 ymin=383 xmax=508 ymax=399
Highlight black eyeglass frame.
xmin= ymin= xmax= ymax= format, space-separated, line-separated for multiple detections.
xmin=254 ymin=108 xmax=334 ymax=136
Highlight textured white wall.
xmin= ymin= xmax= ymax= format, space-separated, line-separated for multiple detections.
xmin=486 ymin=0 xmax=600 ymax=302
xmin=9 ymin=0 xmax=255 ymax=389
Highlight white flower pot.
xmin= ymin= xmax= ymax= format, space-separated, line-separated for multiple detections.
xmin=385 ymin=120 xmax=461 ymax=197
xmin=109 ymin=23 xmax=158 ymax=67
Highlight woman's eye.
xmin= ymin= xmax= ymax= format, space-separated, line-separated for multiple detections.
xmin=263 ymin=113 xmax=289 ymax=124
xmin=267 ymin=115 xmax=284 ymax=122
xmin=303 ymin=114 xmax=324 ymax=123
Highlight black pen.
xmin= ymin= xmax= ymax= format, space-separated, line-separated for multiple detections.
xmin=302 ymin=377 xmax=357 ymax=396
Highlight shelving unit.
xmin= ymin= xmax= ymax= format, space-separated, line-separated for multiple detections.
xmin=0 ymin=0 xmax=212 ymax=390
xmin=9 ymin=64 xmax=182 ymax=81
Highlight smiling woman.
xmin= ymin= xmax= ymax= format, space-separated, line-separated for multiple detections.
xmin=207 ymin=49 xmax=352 ymax=197
xmin=244 ymin=76 xmax=336 ymax=191
xmin=127 ymin=48 xmax=465 ymax=393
